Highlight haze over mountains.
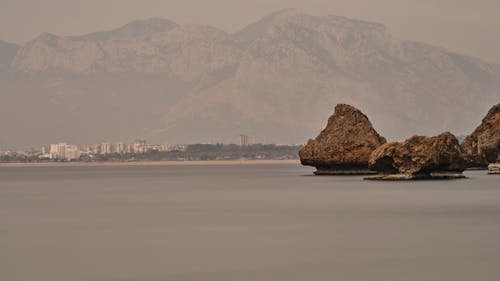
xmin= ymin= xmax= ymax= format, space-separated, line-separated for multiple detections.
xmin=0 ymin=40 xmax=19 ymax=69
xmin=1 ymin=9 xmax=499 ymax=148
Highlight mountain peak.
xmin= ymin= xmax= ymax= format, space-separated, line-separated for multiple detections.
xmin=31 ymin=32 xmax=61 ymax=46
xmin=121 ymin=18 xmax=177 ymax=31
xmin=232 ymin=9 xmax=388 ymax=46
xmin=231 ymin=9 xmax=306 ymax=45
xmin=72 ymin=18 xmax=177 ymax=41
xmin=251 ymin=8 xmax=308 ymax=26
xmin=266 ymin=8 xmax=303 ymax=19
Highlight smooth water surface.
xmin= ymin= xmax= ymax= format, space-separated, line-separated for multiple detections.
xmin=0 ymin=163 xmax=499 ymax=281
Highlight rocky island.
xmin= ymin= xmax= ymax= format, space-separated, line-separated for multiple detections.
xmin=366 ymin=132 xmax=467 ymax=180
xmin=299 ymin=104 xmax=386 ymax=175
xmin=461 ymin=103 xmax=499 ymax=169
xmin=300 ymin=101 xmax=500 ymax=179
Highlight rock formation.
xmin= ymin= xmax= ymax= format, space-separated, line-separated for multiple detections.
xmin=299 ymin=104 xmax=386 ymax=175
xmin=489 ymin=163 xmax=500 ymax=175
xmin=461 ymin=103 xmax=500 ymax=167
xmin=367 ymin=132 xmax=466 ymax=180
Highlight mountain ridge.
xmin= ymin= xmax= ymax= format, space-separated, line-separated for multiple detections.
xmin=1 ymin=10 xmax=499 ymax=148
xmin=71 ymin=18 xmax=178 ymax=41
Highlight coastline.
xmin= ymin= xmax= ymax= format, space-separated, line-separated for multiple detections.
xmin=0 ymin=159 xmax=300 ymax=168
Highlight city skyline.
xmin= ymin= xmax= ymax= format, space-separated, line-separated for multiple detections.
xmin=0 ymin=137 xmax=302 ymax=163
xmin=0 ymin=134 xmax=289 ymax=156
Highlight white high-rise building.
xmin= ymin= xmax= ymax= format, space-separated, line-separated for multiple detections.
xmin=65 ymin=145 xmax=80 ymax=160
xmin=49 ymin=143 xmax=80 ymax=160
xmin=101 ymin=142 xmax=112 ymax=155
xmin=240 ymin=135 xmax=249 ymax=146
xmin=133 ymin=139 xmax=146 ymax=153
xmin=113 ymin=142 xmax=125 ymax=154
xmin=50 ymin=143 xmax=67 ymax=160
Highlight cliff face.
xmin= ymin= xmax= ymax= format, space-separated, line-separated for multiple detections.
xmin=461 ymin=103 xmax=500 ymax=166
xmin=368 ymin=132 xmax=466 ymax=180
xmin=299 ymin=104 xmax=386 ymax=175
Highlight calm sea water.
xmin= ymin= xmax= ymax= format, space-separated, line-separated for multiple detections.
xmin=0 ymin=163 xmax=499 ymax=281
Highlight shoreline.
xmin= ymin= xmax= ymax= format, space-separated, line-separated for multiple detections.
xmin=0 ymin=159 xmax=300 ymax=168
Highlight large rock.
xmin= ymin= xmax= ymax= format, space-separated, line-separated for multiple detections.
xmin=367 ymin=132 xmax=466 ymax=180
xmin=461 ymin=103 xmax=500 ymax=167
xmin=299 ymin=104 xmax=386 ymax=175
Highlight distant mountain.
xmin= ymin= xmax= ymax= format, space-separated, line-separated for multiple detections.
xmin=1 ymin=9 xmax=499 ymax=148
xmin=71 ymin=18 xmax=177 ymax=41
xmin=158 ymin=9 xmax=500 ymax=144
xmin=11 ymin=18 xmax=241 ymax=79
xmin=0 ymin=40 xmax=19 ymax=69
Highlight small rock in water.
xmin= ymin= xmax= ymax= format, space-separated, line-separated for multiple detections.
xmin=488 ymin=163 xmax=500 ymax=175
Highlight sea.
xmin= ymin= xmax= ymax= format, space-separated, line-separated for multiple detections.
xmin=0 ymin=163 xmax=499 ymax=281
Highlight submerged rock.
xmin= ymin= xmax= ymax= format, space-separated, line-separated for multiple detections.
xmin=366 ymin=132 xmax=466 ymax=180
xmin=299 ymin=104 xmax=386 ymax=175
xmin=489 ymin=163 xmax=500 ymax=175
xmin=462 ymin=103 xmax=500 ymax=167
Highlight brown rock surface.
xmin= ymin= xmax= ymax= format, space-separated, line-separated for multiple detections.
xmin=461 ymin=103 xmax=500 ymax=167
xmin=367 ymin=132 xmax=466 ymax=180
xmin=299 ymin=104 xmax=386 ymax=175
xmin=489 ymin=163 xmax=500 ymax=175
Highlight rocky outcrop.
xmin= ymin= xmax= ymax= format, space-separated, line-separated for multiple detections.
xmin=299 ymin=104 xmax=386 ymax=175
xmin=367 ymin=132 xmax=466 ymax=180
xmin=461 ymin=103 xmax=500 ymax=167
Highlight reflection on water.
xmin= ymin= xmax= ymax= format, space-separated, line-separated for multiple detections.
xmin=0 ymin=164 xmax=499 ymax=281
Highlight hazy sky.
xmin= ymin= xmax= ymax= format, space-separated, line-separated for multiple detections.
xmin=1 ymin=0 xmax=500 ymax=63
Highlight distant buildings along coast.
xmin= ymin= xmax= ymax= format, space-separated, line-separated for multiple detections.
xmin=0 ymin=137 xmax=302 ymax=163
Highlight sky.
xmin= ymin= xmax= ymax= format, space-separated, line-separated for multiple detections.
xmin=1 ymin=0 xmax=499 ymax=64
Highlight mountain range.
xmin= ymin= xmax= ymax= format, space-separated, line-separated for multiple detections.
xmin=1 ymin=9 xmax=499 ymax=148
